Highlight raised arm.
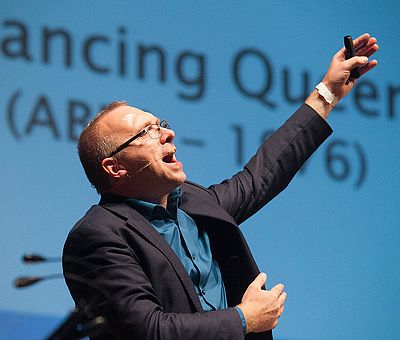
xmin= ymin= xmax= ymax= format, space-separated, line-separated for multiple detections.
xmin=209 ymin=33 xmax=378 ymax=224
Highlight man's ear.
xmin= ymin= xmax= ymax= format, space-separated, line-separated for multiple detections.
xmin=102 ymin=157 xmax=128 ymax=178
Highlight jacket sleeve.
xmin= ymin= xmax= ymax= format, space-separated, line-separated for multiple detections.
xmin=207 ymin=104 xmax=333 ymax=225
xmin=63 ymin=220 xmax=244 ymax=340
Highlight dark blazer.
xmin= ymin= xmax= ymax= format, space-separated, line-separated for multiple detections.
xmin=63 ymin=104 xmax=332 ymax=340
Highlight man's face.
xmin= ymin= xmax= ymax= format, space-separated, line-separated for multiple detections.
xmin=102 ymin=105 xmax=186 ymax=198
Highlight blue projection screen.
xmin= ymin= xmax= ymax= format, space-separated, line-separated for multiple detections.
xmin=1 ymin=1 xmax=399 ymax=339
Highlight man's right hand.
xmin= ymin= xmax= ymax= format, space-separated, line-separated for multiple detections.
xmin=236 ymin=273 xmax=287 ymax=334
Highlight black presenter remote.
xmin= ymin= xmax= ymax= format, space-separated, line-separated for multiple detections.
xmin=344 ymin=35 xmax=361 ymax=79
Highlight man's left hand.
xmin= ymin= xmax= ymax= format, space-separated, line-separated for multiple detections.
xmin=323 ymin=33 xmax=379 ymax=100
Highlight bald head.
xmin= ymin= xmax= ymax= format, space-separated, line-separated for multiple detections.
xmin=99 ymin=105 xmax=158 ymax=145
xmin=78 ymin=101 xmax=129 ymax=193
xmin=78 ymin=101 xmax=185 ymax=202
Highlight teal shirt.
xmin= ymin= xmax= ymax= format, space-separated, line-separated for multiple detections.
xmin=126 ymin=188 xmax=228 ymax=311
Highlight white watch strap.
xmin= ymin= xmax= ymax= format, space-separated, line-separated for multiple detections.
xmin=316 ymin=82 xmax=338 ymax=106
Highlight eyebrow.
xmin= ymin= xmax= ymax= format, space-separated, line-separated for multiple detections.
xmin=135 ymin=117 xmax=160 ymax=134
xmin=108 ymin=117 xmax=162 ymax=157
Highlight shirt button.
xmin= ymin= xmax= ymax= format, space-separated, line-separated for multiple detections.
xmin=192 ymin=255 xmax=196 ymax=260
xmin=202 ymin=290 xmax=206 ymax=295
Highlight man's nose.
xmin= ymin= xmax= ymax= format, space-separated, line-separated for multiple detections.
xmin=159 ymin=127 xmax=175 ymax=144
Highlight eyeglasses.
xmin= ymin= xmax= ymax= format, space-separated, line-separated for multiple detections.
xmin=108 ymin=120 xmax=171 ymax=157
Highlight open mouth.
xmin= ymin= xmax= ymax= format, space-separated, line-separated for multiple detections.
xmin=162 ymin=152 xmax=176 ymax=163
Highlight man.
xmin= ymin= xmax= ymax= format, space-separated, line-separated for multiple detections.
xmin=63 ymin=34 xmax=378 ymax=339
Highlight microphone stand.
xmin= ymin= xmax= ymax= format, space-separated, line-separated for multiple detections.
xmin=13 ymin=252 xmax=108 ymax=340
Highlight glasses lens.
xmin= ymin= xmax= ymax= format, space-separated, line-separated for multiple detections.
xmin=160 ymin=120 xmax=170 ymax=129
xmin=147 ymin=124 xmax=161 ymax=139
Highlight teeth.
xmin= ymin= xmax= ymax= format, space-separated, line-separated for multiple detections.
xmin=161 ymin=150 xmax=176 ymax=163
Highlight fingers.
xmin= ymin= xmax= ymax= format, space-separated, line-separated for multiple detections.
xmin=270 ymin=283 xmax=285 ymax=296
xmin=278 ymin=291 xmax=287 ymax=305
xmin=353 ymin=33 xmax=371 ymax=49
xmin=240 ymin=274 xmax=287 ymax=333
xmin=362 ymin=44 xmax=379 ymax=58
xmin=349 ymin=34 xmax=378 ymax=79
xmin=336 ymin=34 xmax=378 ymax=61
xmin=359 ymin=59 xmax=378 ymax=77
xmin=343 ymin=56 xmax=369 ymax=70
xmin=355 ymin=36 xmax=377 ymax=53
xmin=278 ymin=302 xmax=285 ymax=317
xmin=356 ymin=38 xmax=379 ymax=60
xmin=250 ymin=272 xmax=267 ymax=289
xmin=272 ymin=319 xmax=279 ymax=329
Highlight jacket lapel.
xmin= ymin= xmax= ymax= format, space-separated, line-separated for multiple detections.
xmin=179 ymin=183 xmax=238 ymax=227
xmin=100 ymin=197 xmax=203 ymax=312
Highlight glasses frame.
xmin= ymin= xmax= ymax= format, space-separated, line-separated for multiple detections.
xmin=107 ymin=120 xmax=170 ymax=158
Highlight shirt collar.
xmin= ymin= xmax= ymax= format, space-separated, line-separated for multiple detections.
xmin=126 ymin=187 xmax=182 ymax=221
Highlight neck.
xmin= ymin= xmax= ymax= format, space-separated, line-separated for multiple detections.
xmin=135 ymin=193 xmax=169 ymax=208
xmin=107 ymin=187 xmax=169 ymax=208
